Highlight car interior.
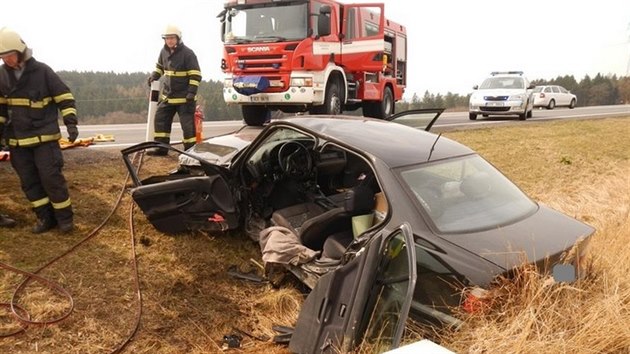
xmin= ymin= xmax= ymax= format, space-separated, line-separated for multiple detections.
xmin=239 ymin=128 xmax=386 ymax=261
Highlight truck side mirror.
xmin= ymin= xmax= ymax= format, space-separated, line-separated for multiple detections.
xmin=318 ymin=5 xmax=331 ymax=37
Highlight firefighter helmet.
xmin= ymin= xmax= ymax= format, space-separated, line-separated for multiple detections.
xmin=162 ymin=25 xmax=182 ymax=39
xmin=0 ymin=27 xmax=27 ymax=56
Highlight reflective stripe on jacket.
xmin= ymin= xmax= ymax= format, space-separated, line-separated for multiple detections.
xmin=0 ymin=57 xmax=77 ymax=145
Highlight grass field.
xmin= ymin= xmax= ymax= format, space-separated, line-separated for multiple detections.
xmin=1 ymin=117 xmax=629 ymax=353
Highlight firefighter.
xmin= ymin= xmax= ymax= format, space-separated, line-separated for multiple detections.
xmin=147 ymin=25 xmax=202 ymax=155
xmin=0 ymin=27 xmax=78 ymax=234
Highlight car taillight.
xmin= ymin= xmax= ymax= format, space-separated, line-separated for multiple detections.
xmin=539 ymin=93 xmax=546 ymax=98
xmin=462 ymin=287 xmax=490 ymax=313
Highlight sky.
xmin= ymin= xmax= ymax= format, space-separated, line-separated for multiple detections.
xmin=1 ymin=0 xmax=629 ymax=99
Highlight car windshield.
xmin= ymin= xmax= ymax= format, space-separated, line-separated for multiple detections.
xmin=479 ymin=77 xmax=524 ymax=90
xmin=399 ymin=155 xmax=537 ymax=233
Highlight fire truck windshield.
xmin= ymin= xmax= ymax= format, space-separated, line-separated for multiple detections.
xmin=223 ymin=3 xmax=308 ymax=43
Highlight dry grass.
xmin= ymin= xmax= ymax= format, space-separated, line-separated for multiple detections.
xmin=1 ymin=117 xmax=629 ymax=353
xmin=438 ymin=118 xmax=630 ymax=354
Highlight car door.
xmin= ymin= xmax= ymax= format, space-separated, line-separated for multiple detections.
xmin=289 ymin=224 xmax=417 ymax=354
xmin=557 ymin=86 xmax=570 ymax=106
xmin=386 ymin=108 xmax=444 ymax=131
xmin=551 ymin=86 xmax=563 ymax=106
xmin=121 ymin=142 xmax=240 ymax=235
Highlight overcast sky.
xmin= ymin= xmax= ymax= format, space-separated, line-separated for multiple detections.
xmin=1 ymin=0 xmax=628 ymax=98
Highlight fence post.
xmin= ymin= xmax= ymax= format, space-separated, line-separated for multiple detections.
xmin=145 ymin=80 xmax=161 ymax=141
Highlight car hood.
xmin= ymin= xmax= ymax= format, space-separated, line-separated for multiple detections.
xmin=443 ymin=205 xmax=594 ymax=271
xmin=473 ymin=89 xmax=526 ymax=97
xmin=178 ymin=126 xmax=261 ymax=167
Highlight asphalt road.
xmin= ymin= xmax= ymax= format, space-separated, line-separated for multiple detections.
xmin=81 ymin=104 xmax=630 ymax=149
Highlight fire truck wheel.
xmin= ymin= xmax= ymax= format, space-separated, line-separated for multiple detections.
xmin=311 ymin=80 xmax=342 ymax=115
xmin=363 ymin=86 xmax=393 ymax=119
xmin=242 ymin=105 xmax=269 ymax=126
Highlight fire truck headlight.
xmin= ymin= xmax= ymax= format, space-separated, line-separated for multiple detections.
xmin=290 ymin=77 xmax=313 ymax=87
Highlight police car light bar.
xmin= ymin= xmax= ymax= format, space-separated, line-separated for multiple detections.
xmin=491 ymin=71 xmax=524 ymax=76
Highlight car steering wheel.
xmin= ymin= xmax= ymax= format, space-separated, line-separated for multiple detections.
xmin=277 ymin=141 xmax=312 ymax=179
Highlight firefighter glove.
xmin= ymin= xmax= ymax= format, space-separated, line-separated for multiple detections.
xmin=147 ymin=75 xmax=154 ymax=87
xmin=67 ymin=124 xmax=79 ymax=143
xmin=186 ymin=92 xmax=196 ymax=102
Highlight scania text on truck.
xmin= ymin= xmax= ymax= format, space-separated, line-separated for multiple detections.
xmin=218 ymin=0 xmax=407 ymax=126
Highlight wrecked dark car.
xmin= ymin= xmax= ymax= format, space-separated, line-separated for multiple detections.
xmin=122 ymin=110 xmax=594 ymax=353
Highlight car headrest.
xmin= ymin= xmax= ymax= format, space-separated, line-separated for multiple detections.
xmin=343 ymin=185 xmax=375 ymax=215
xmin=460 ymin=172 xmax=492 ymax=199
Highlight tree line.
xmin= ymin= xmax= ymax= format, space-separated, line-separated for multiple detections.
xmin=58 ymin=71 xmax=630 ymax=124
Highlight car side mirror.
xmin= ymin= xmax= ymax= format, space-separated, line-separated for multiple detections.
xmin=472 ymin=85 xmax=478 ymax=90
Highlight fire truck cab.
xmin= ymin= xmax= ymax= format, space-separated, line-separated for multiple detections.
xmin=219 ymin=0 xmax=407 ymax=126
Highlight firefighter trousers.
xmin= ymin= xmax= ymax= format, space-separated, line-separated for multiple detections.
xmin=154 ymin=101 xmax=197 ymax=151
xmin=9 ymin=141 xmax=73 ymax=225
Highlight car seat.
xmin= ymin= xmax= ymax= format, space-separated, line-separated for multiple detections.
xmin=271 ymin=185 xmax=375 ymax=251
xmin=460 ymin=172 xmax=492 ymax=200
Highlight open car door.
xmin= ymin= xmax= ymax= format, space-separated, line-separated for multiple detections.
xmin=121 ymin=141 xmax=240 ymax=235
xmin=289 ymin=224 xmax=417 ymax=353
xmin=387 ymin=108 xmax=444 ymax=131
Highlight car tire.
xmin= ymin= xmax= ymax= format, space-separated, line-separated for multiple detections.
xmin=569 ymin=99 xmax=576 ymax=109
xmin=242 ymin=105 xmax=269 ymax=126
xmin=469 ymin=113 xmax=477 ymax=120
xmin=547 ymin=99 xmax=556 ymax=110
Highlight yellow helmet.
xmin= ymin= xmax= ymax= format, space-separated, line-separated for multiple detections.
xmin=162 ymin=25 xmax=182 ymax=39
xmin=0 ymin=27 xmax=26 ymax=56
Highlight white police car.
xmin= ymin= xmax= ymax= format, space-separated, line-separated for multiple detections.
xmin=469 ymin=71 xmax=535 ymax=121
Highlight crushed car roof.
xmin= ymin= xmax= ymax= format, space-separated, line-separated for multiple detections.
xmin=278 ymin=116 xmax=474 ymax=167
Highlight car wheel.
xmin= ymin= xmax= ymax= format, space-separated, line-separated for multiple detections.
xmin=569 ymin=99 xmax=576 ymax=109
xmin=242 ymin=105 xmax=269 ymax=126
xmin=469 ymin=113 xmax=477 ymax=120
xmin=547 ymin=99 xmax=555 ymax=110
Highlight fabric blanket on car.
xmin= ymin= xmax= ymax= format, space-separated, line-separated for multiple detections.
xmin=259 ymin=226 xmax=320 ymax=266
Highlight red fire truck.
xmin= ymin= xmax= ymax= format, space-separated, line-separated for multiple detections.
xmin=219 ymin=0 xmax=407 ymax=126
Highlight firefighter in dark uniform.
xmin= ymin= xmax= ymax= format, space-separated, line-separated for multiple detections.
xmin=0 ymin=27 xmax=78 ymax=234
xmin=147 ymin=25 xmax=202 ymax=155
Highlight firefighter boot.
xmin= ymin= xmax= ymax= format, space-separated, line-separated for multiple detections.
xmin=146 ymin=148 xmax=168 ymax=156
xmin=32 ymin=217 xmax=58 ymax=234
xmin=32 ymin=205 xmax=57 ymax=234
xmin=147 ymin=137 xmax=170 ymax=156
xmin=0 ymin=214 xmax=16 ymax=228
xmin=55 ymin=206 xmax=75 ymax=234
xmin=59 ymin=222 xmax=75 ymax=234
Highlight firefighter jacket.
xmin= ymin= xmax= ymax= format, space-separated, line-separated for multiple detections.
xmin=0 ymin=52 xmax=78 ymax=148
xmin=150 ymin=42 xmax=202 ymax=104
